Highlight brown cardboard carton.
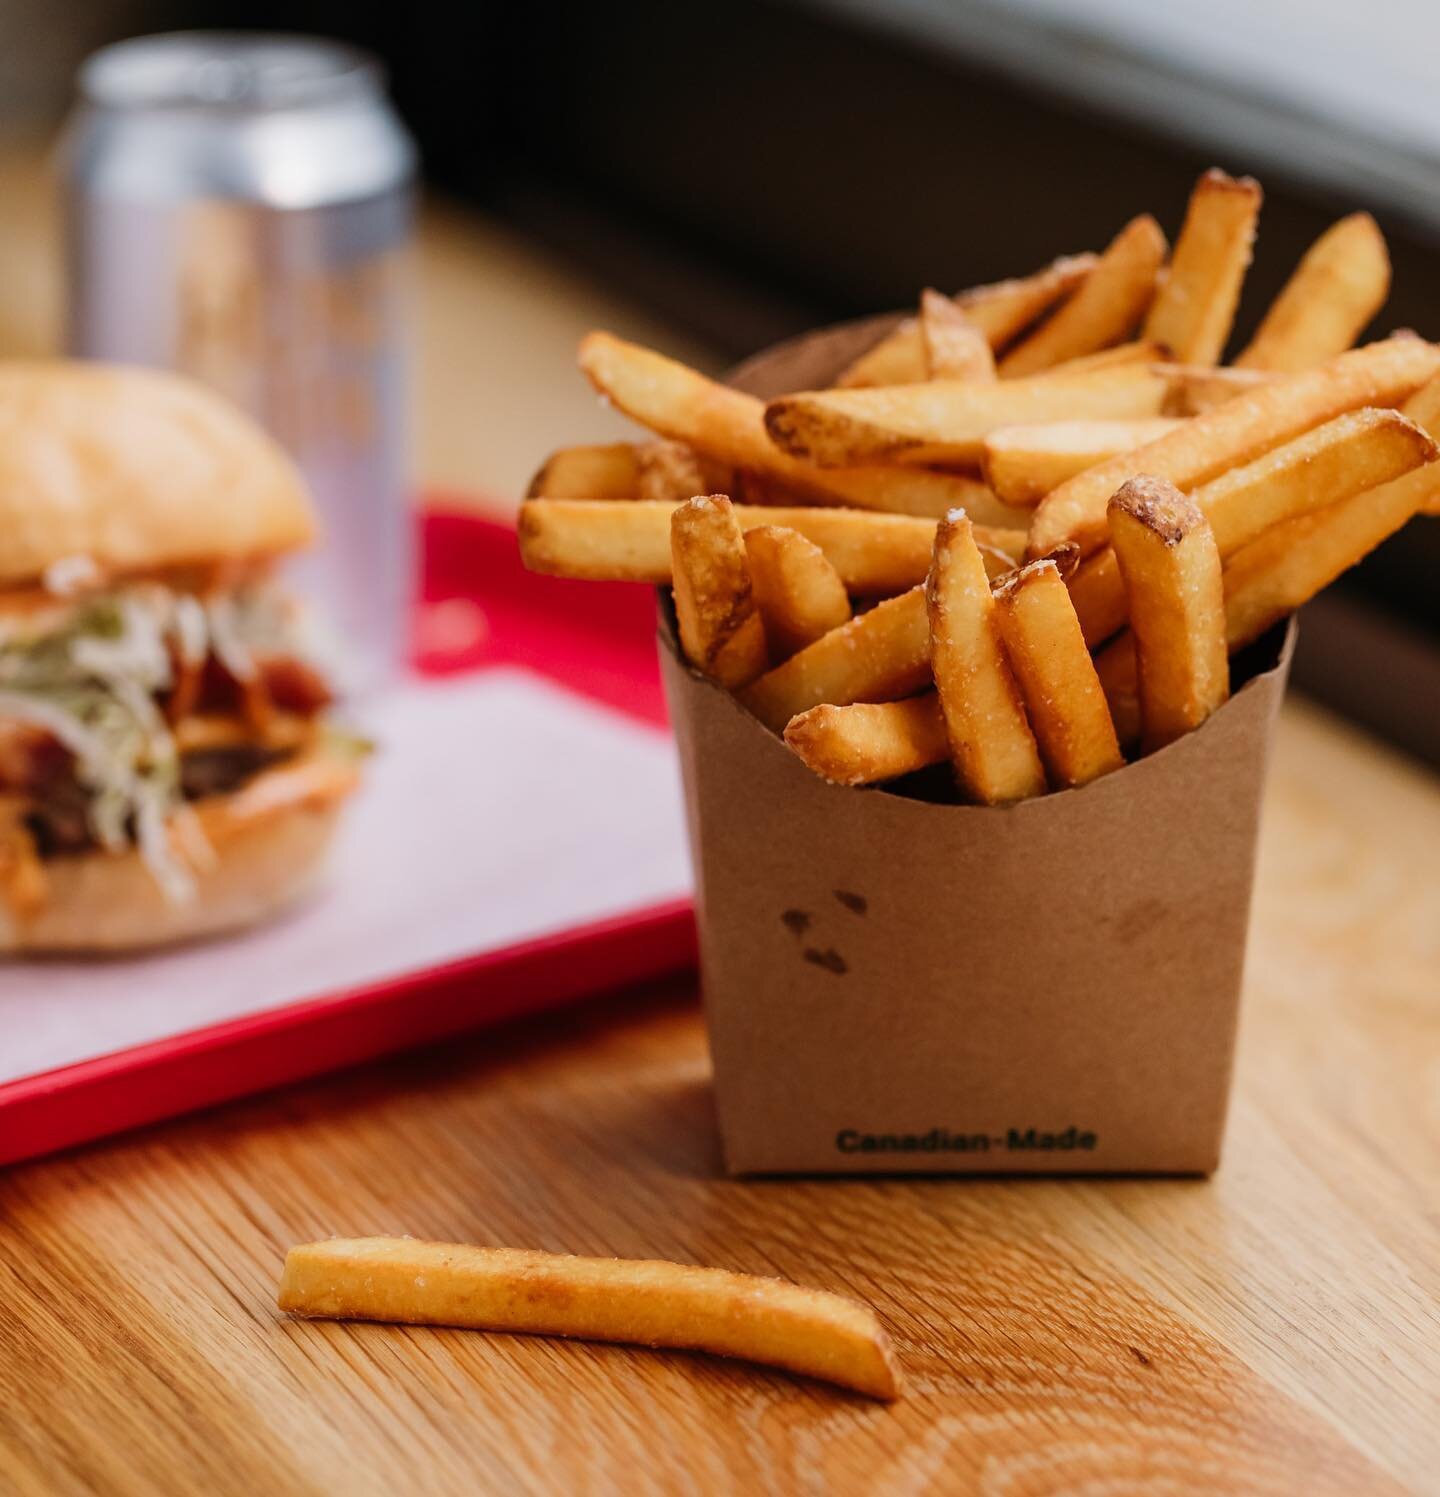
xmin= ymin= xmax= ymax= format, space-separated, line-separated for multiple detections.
xmin=658 ymin=315 xmax=1295 ymax=1176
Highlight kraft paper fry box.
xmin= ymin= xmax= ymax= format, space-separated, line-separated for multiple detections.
xmin=658 ymin=315 xmax=1295 ymax=1176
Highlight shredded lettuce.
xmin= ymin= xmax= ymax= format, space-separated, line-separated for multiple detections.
xmin=0 ymin=581 xmax=329 ymax=900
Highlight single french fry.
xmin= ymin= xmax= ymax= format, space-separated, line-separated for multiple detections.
xmin=278 ymin=1238 xmax=902 ymax=1401
xmin=636 ymin=439 xmax=733 ymax=502
xmin=1068 ymin=406 xmax=1437 ymax=644
xmin=764 ymin=362 xmax=1167 ymax=470
xmin=1143 ymin=169 xmax=1261 ymax=364
xmin=741 ymin=587 xmax=931 ymax=732
xmin=518 ymin=499 xmax=1023 ymax=594
xmin=1235 ymin=213 xmax=1391 ymax=372
xmin=926 ymin=513 xmax=1046 ymax=803
xmin=834 ymin=254 xmax=1097 ymax=387
xmin=670 ymin=496 xmax=768 ymax=688
xmin=527 ymin=442 xmax=640 ymax=500
xmin=992 ymin=559 xmax=1123 ymax=786
xmin=1223 ymin=462 xmax=1440 ymax=649
xmin=579 ymin=331 xmax=995 ymax=519
xmin=744 ymin=525 xmax=852 ymax=658
xmin=1027 ymin=336 xmax=1440 ymax=557
xmin=983 ymin=417 xmax=1184 ymax=505
xmin=784 ymin=696 xmax=947 ymax=786
xmin=999 ymin=216 xmax=1168 ymax=377
xmin=1107 ymin=477 xmax=1229 ymax=751
xmin=1156 ymin=363 xmax=1275 ymax=416
xmin=919 ymin=289 xmax=995 ymax=382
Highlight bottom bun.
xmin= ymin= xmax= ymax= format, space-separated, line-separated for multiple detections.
xmin=2 ymin=750 xmax=360 ymax=955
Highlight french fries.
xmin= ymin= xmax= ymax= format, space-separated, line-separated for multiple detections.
xmin=983 ymin=417 xmax=1183 ymax=506
xmin=278 ymin=1238 xmax=902 ymax=1401
xmin=764 ymin=362 xmax=1167 ymax=470
xmin=670 ymin=496 xmax=769 ymax=688
xmin=1235 ymin=213 xmax=1390 ymax=372
xmin=1155 ymin=363 xmax=1275 ymax=416
xmin=580 ymin=331 xmax=997 ymax=519
xmin=999 ymin=215 xmax=1168 ymax=377
xmin=918 ymin=289 xmax=995 ymax=381
xmin=528 ymin=442 xmax=640 ymax=500
xmin=1142 ymin=170 xmax=1261 ymax=364
xmin=1397 ymin=371 xmax=1440 ymax=514
xmin=1067 ymin=406 xmax=1438 ymax=644
xmin=519 ymin=499 xmax=1025 ymax=594
xmin=744 ymin=525 xmax=852 ymax=658
xmin=1107 ymin=477 xmax=1229 ymax=751
xmin=1223 ymin=461 xmax=1440 ymax=649
xmin=741 ymin=587 xmax=931 ymax=732
xmin=1027 ymin=336 xmax=1440 ymax=557
xmin=992 ymin=559 xmax=1123 ymax=787
xmin=835 ymin=253 xmax=1097 ymax=387
xmin=637 ymin=439 xmax=731 ymax=502
xmin=926 ymin=513 xmax=1046 ymax=803
xmin=784 ymin=696 xmax=947 ymax=786
xmin=1035 ymin=339 xmax=1168 ymax=378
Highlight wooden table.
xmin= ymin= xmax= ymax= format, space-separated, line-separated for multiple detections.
xmin=2 ymin=136 xmax=1439 ymax=1495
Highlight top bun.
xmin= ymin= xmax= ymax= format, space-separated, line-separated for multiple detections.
xmin=0 ymin=360 xmax=317 ymax=587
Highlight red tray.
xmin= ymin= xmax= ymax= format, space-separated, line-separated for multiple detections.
xmin=0 ymin=511 xmax=696 ymax=1167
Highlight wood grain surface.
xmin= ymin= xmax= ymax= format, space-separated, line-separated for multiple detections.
xmin=2 ymin=132 xmax=1437 ymax=1494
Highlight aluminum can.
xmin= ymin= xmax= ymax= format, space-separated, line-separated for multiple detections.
xmin=61 ymin=32 xmax=417 ymax=689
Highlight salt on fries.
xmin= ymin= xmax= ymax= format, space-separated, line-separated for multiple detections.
xmin=521 ymin=167 xmax=1440 ymax=803
xmin=277 ymin=1238 xmax=903 ymax=1400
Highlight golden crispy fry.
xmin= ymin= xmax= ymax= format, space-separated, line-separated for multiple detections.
xmin=764 ymin=362 xmax=1167 ymax=470
xmin=670 ymin=496 xmax=768 ymax=688
xmin=636 ymin=439 xmax=732 ymax=503
xmin=744 ymin=525 xmax=853 ymax=658
xmin=1235 ymin=213 xmax=1391 ymax=372
xmin=526 ymin=442 xmax=640 ymax=500
xmin=992 ymin=559 xmax=1123 ymax=787
xmin=518 ymin=499 xmax=1022 ymax=594
xmin=278 ymin=1237 xmax=902 ymax=1401
xmin=926 ymin=513 xmax=1046 ymax=803
xmin=1398 ymin=372 xmax=1440 ymax=515
xmin=983 ymin=417 xmax=1183 ymax=505
xmin=1068 ymin=406 xmax=1436 ymax=644
xmin=834 ymin=254 xmax=1097 ymax=387
xmin=1223 ymin=462 xmax=1440 ymax=649
xmin=999 ymin=216 xmax=1168 ymax=377
xmin=741 ymin=587 xmax=931 ymax=732
xmin=1034 ymin=339 xmax=1168 ymax=379
xmin=1142 ymin=170 xmax=1261 ymax=364
xmin=1108 ymin=477 xmax=1229 ymax=751
xmin=1027 ymin=336 xmax=1440 ymax=558
xmin=918 ymin=289 xmax=995 ymax=381
xmin=784 ymin=696 xmax=947 ymax=785
xmin=579 ymin=331 xmax=993 ymax=519
xmin=1156 ymin=363 xmax=1276 ymax=416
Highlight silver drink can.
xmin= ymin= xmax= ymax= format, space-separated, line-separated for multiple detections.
xmin=61 ymin=32 xmax=417 ymax=689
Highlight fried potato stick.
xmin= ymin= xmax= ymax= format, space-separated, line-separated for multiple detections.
xmin=527 ymin=442 xmax=640 ymax=500
xmin=744 ymin=525 xmax=852 ymax=659
xmin=992 ymin=559 xmax=1123 ymax=786
xmin=579 ymin=331 xmax=996 ymax=519
xmin=1067 ymin=406 xmax=1437 ymax=644
xmin=784 ymin=696 xmax=947 ymax=786
xmin=926 ymin=512 xmax=1046 ymax=803
xmin=278 ymin=1238 xmax=902 ymax=1401
xmin=1235 ymin=213 xmax=1391 ymax=372
xmin=1108 ymin=477 xmax=1229 ymax=751
xmin=999 ymin=215 xmax=1168 ymax=377
xmin=670 ymin=496 xmax=768 ymax=687
xmin=918 ymin=289 xmax=995 ymax=381
xmin=764 ymin=362 xmax=1167 ymax=470
xmin=1142 ymin=169 xmax=1261 ymax=364
xmin=1027 ymin=336 xmax=1440 ymax=557
xmin=983 ymin=417 xmax=1183 ymax=506
xmin=835 ymin=254 xmax=1096 ymax=387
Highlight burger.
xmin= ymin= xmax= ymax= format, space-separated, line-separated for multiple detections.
xmin=0 ymin=361 xmax=365 ymax=953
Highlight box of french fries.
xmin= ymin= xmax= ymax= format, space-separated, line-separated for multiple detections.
xmin=522 ymin=170 xmax=1440 ymax=1174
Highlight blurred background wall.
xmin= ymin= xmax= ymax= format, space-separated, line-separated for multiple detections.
xmin=2 ymin=0 xmax=1438 ymax=760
